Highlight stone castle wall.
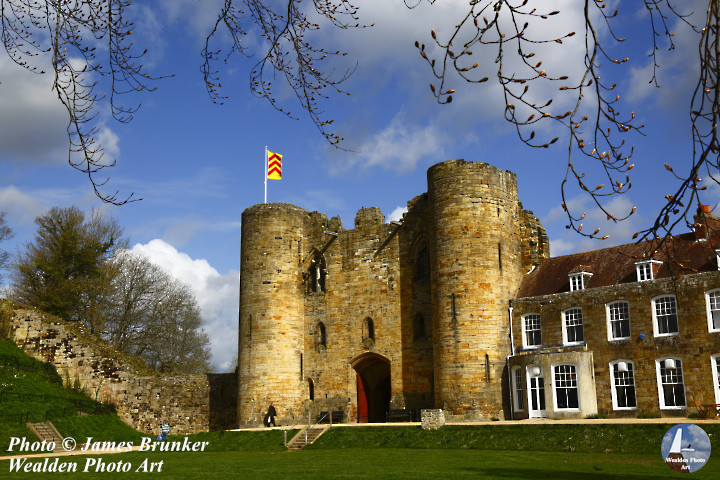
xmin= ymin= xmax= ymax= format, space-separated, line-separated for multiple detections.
xmin=6 ymin=306 xmax=213 ymax=434
xmin=237 ymin=159 xmax=549 ymax=425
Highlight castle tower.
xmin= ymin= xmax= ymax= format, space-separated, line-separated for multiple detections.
xmin=238 ymin=204 xmax=306 ymax=426
xmin=427 ymin=160 xmax=525 ymax=418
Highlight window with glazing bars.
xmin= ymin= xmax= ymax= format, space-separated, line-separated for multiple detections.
xmin=563 ymin=308 xmax=584 ymax=344
xmin=654 ymin=296 xmax=678 ymax=335
xmin=523 ymin=314 xmax=541 ymax=347
xmin=608 ymin=302 xmax=630 ymax=339
xmin=554 ymin=364 xmax=579 ymax=409
xmin=612 ymin=362 xmax=637 ymax=408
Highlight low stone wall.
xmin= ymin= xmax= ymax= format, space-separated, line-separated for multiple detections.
xmin=6 ymin=306 xmax=210 ymax=435
xmin=421 ymin=409 xmax=445 ymax=430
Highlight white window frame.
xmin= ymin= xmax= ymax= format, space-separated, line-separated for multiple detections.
xmin=609 ymin=360 xmax=637 ymax=410
xmin=522 ymin=313 xmax=542 ymax=349
xmin=606 ymin=301 xmax=631 ymax=341
xmin=655 ymin=358 xmax=686 ymax=409
xmin=712 ymin=355 xmax=720 ymax=404
xmin=635 ymin=259 xmax=662 ymax=282
xmin=706 ymin=289 xmax=720 ymax=333
xmin=652 ymin=295 xmax=679 ymax=337
xmin=512 ymin=367 xmax=524 ymax=412
xmin=552 ymin=364 xmax=580 ymax=411
xmin=569 ymin=272 xmax=592 ymax=292
xmin=562 ymin=308 xmax=584 ymax=346
xmin=716 ymin=249 xmax=720 ymax=270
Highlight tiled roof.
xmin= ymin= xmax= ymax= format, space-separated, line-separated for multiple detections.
xmin=516 ymin=230 xmax=720 ymax=298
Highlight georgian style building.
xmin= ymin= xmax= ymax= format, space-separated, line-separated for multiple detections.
xmin=509 ymin=212 xmax=720 ymax=419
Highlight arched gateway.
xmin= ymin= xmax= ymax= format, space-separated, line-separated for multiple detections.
xmin=352 ymin=353 xmax=391 ymax=423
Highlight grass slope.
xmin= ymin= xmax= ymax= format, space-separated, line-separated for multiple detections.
xmin=0 ymin=338 xmax=142 ymax=451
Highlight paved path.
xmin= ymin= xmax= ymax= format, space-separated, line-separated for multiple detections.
xmin=233 ymin=417 xmax=718 ymax=432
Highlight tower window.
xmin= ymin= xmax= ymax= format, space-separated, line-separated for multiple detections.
xmin=315 ymin=322 xmax=327 ymax=349
xmin=414 ymin=246 xmax=430 ymax=281
xmin=363 ymin=317 xmax=375 ymax=342
xmin=309 ymin=250 xmax=327 ymax=293
xmin=498 ymin=243 xmax=502 ymax=271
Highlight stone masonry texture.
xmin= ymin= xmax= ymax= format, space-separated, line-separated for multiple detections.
xmin=5 ymin=305 xmax=215 ymax=434
xmin=238 ymin=160 xmax=548 ymax=425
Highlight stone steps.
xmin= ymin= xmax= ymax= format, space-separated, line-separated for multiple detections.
xmin=27 ymin=422 xmax=64 ymax=451
xmin=286 ymin=426 xmax=329 ymax=451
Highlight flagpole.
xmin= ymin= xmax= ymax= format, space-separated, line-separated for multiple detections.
xmin=264 ymin=146 xmax=268 ymax=204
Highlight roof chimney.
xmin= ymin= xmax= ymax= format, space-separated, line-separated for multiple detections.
xmin=694 ymin=204 xmax=720 ymax=240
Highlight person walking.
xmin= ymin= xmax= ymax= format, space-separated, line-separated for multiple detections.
xmin=265 ymin=403 xmax=277 ymax=427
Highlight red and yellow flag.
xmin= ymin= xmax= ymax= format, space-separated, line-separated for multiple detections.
xmin=267 ymin=150 xmax=282 ymax=180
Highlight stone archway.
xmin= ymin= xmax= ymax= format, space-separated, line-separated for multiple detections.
xmin=352 ymin=353 xmax=391 ymax=423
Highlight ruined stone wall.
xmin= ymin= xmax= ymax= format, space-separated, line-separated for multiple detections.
xmin=7 ymin=307 xmax=210 ymax=434
xmin=511 ymin=271 xmax=720 ymax=417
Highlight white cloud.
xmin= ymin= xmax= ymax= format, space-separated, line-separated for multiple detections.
xmin=387 ymin=206 xmax=407 ymax=222
xmin=96 ymin=127 xmax=121 ymax=159
xmin=332 ymin=115 xmax=449 ymax=174
xmin=0 ymin=186 xmax=47 ymax=225
xmin=129 ymin=239 xmax=238 ymax=372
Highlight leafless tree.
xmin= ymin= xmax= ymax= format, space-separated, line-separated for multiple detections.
xmin=411 ymin=0 xmax=717 ymax=244
xmin=3 ymin=1 xmax=718 ymax=243
xmin=103 ymin=251 xmax=211 ymax=374
xmin=0 ymin=0 xmax=364 ymax=204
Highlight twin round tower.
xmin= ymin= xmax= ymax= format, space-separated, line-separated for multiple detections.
xmin=238 ymin=160 xmax=548 ymax=425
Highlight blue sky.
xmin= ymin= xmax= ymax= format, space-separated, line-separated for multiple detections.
xmin=0 ymin=0 xmax=712 ymax=370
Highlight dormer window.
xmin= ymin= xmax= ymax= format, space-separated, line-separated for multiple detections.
xmin=715 ymin=249 xmax=720 ymax=270
xmin=635 ymin=260 xmax=662 ymax=282
xmin=569 ymin=271 xmax=592 ymax=291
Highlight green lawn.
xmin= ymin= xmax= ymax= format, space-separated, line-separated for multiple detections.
xmin=2 ymin=448 xmax=718 ymax=479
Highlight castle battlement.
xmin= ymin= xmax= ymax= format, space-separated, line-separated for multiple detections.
xmin=237 ymin=159 xmax=549 ymax=425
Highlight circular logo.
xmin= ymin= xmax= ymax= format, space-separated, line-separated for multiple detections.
xmin=661 ymin=424 xmax=711 ymax=473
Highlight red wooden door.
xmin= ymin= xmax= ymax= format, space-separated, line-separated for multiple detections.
xmin=357 ymin=372 xmax=369 ymax=423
